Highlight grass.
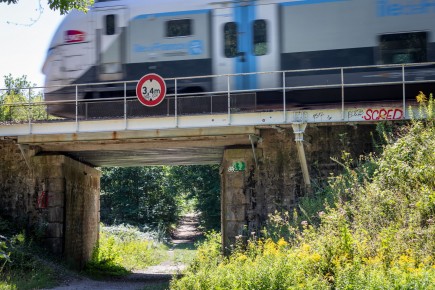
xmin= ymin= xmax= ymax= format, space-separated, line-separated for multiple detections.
xmin=85 ymin=224 xmax=169 ymax=279
xmin=0 ymin=222 xmax=59 ymax=290
xmin=0 ymin=265 xmax=57 ymax=290
xmin=172 ymin=242 xmax=200 ymax=265
xmin=171 ymin=95 xmax=435 ymax=289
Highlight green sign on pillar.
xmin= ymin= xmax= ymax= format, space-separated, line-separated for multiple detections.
xmin=228 ymin=161 xmax=246 ymax=172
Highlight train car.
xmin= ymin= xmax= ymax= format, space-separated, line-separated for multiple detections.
xmin=42 ymin=0 xmax=435 ymax=117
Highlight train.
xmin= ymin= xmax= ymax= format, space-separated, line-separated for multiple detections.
xmin=42 ymin=0 xmax=435 ymax=117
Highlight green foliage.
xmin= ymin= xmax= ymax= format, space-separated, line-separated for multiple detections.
xmin=101 ymin=166 xmax=180 ymax=233
xmin=0 ymin=0 xmax=93 ymax=14
xmin=0 ymin=217 xmax=57 ymax=290
xmin=100 ymin=165 xmax=221 ymax=233
xmin=171 ymin=98 xmax=435 ymax=289
xmin=0 ymin=75 xmax=47 ymax=122
xmin=169 ymin=165 xmax=221 ymax=231
xmin=85 ymin=224 xmax=168 ymax=278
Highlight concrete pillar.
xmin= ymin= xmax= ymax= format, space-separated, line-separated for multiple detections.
xmin=221 ymin=148 xmax=260 ymax=248
xmin=32 ymin=155 xmax=101 ymax=269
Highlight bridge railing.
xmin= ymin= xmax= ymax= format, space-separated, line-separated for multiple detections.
xmin=1 ymin=62 xmax=434 ymax=128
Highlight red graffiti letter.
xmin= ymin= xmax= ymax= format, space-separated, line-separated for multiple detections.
xmin=363 ymin=109 xmax=373 ymax=120
xmin=394 ymin=109 xmax=403 ymax=120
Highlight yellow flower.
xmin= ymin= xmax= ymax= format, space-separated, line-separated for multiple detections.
xmin=236 ymin=254 xmax=248 ymax=262
xmin=264 ymin=239 xmax=279 ymax=256
xmin=416 ymin=91 xmax=427 ymax=103
xmin=310 ymin=252 xmax=321 ymax=263
xmin=277 ymin=238 xmax=288 ymax=248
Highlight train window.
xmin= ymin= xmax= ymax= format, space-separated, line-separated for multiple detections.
xmin=224 ymin=22 xmax=238 ymax=58
xmin=253 ymin=20 xmax=268 ymax=56
xmin=379 ymin=32 xmax=427 ymax=64
xmin=105 ymin=14 xmax=116 ymax=35
xmin=166 ymin=19 xmax=192 ymax=37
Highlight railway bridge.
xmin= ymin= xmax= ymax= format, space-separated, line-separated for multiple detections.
xmin=0 ymin=65 xmax=431 ymax=269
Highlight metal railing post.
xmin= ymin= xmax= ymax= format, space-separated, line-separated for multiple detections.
xmin=124 ymin=82 xmax=128 ymax=130
xmin=211 ymin=94 xmax=213 ymax=114
xmin=28 ymin=88 xmax=32 ymax=134
xmin=227 ymin=75 xmax=231 ymax=125
xmin=341 ymin=68 xmax=345 ymax=120
xmin=175 ymin=78 xmax=178 ymax=128
xmin=75 ymin=85 xmax=79 ymax=132
xmin=283 ymin=71 xmax=286 ymax=123
xmin=402 ymin=65 xmax=406 ymax=119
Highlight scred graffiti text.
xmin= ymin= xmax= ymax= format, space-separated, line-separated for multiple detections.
xmin=363 ymin=108 xmax=403 ymax=121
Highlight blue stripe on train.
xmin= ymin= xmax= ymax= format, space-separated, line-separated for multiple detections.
xmin=234 ymin=1 xmax=257 ymax=91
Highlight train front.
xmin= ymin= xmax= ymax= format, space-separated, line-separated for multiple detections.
xmin=42 ymin=10 xmax=94 ymax=118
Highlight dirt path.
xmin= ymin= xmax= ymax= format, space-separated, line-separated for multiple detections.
xmin=47 ymin=214 xmax=201 ymax=290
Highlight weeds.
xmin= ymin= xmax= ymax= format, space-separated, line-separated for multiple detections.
xmin=0 ymin=217 xmax=57 ymax=290
xmin=85 ymin=224 xmax=169 ymax=278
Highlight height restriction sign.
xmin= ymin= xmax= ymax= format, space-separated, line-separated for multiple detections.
xmin=136 ymin=73 xmax=167 ymax=107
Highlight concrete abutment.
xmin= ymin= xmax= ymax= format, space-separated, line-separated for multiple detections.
xmin=0 ymin=140 xmax=100 ymax=269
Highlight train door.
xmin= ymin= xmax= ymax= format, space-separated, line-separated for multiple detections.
xmin=94 ymin=7 xmax=127 ymax=81
xmin=212 ymin=1 xmax=279 ymax=91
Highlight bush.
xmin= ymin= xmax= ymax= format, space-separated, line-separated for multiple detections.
xmin=85 ymin=224 xmax=168 ymax=278
xmin=0 ymin=230 xmax=57 ymax=290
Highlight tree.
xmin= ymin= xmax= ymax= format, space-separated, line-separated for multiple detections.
xmin=0 ymin=0 xmax=94 ymax=14
xmin=100 ymin=167 xmax=180 ymax=232
xmin=0 ymin=74 xmax=46 ymax=122
xmin=169 ymin=165 xmax=221 ymax=231
xmin=100 ymin=165 xmax=221 ymax=233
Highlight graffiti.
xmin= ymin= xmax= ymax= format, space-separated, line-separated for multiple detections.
xmin=228 ymin=161 xmax=246 ymax=173
xmin=312 ymin=112 xmax=333 ymax=121
xmin=362 ymin=108 xmax=403 ymax=121
xmin=348 ymin=109 xmax=365 ymax=119
xmin=313 ymin=112 xmax=324 ymax=121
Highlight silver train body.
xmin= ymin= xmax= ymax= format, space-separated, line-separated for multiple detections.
xmin=42 ymin=0 xmax=435 ymax=117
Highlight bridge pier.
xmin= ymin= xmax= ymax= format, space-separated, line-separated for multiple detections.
xmin=221 ymin=125 xmax=374 ymax=248
xmin=0 ymin=140 xmax=100 ymax=269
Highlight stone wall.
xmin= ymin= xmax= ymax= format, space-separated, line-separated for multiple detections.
xmin=221 ymin=124 xmax=375 ymax=245
xmin=0 ymin=140 xmax=39 ymax=231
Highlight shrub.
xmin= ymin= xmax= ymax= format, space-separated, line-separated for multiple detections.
xmin=85 ymin=224 xmax=168 ymax=278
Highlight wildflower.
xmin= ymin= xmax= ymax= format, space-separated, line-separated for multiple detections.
xmin=318 ymin=211 xmax=325 ymax=217
xmin=277 ymin=238 xmax=288 ymax=248
xmin=416 ymin=91 xmax=427 ymax=103
xmin=236 ymin=254 xmax=248 ymax=262
xmin=301 ymin=220 xmax=308 ymax=227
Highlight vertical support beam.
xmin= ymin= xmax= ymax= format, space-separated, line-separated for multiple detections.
xmin=291 ymin=123 xmax=311 ymax=188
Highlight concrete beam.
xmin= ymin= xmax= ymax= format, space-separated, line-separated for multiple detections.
xmin=17 ymin=126 xmax=259 ymax=144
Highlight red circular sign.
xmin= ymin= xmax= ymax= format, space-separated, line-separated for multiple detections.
xmin=136 ymin=73 xmax=167 ymax=107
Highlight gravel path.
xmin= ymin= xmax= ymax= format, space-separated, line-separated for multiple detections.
xmin=46 ymin=214 xmax=201 ymax=290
